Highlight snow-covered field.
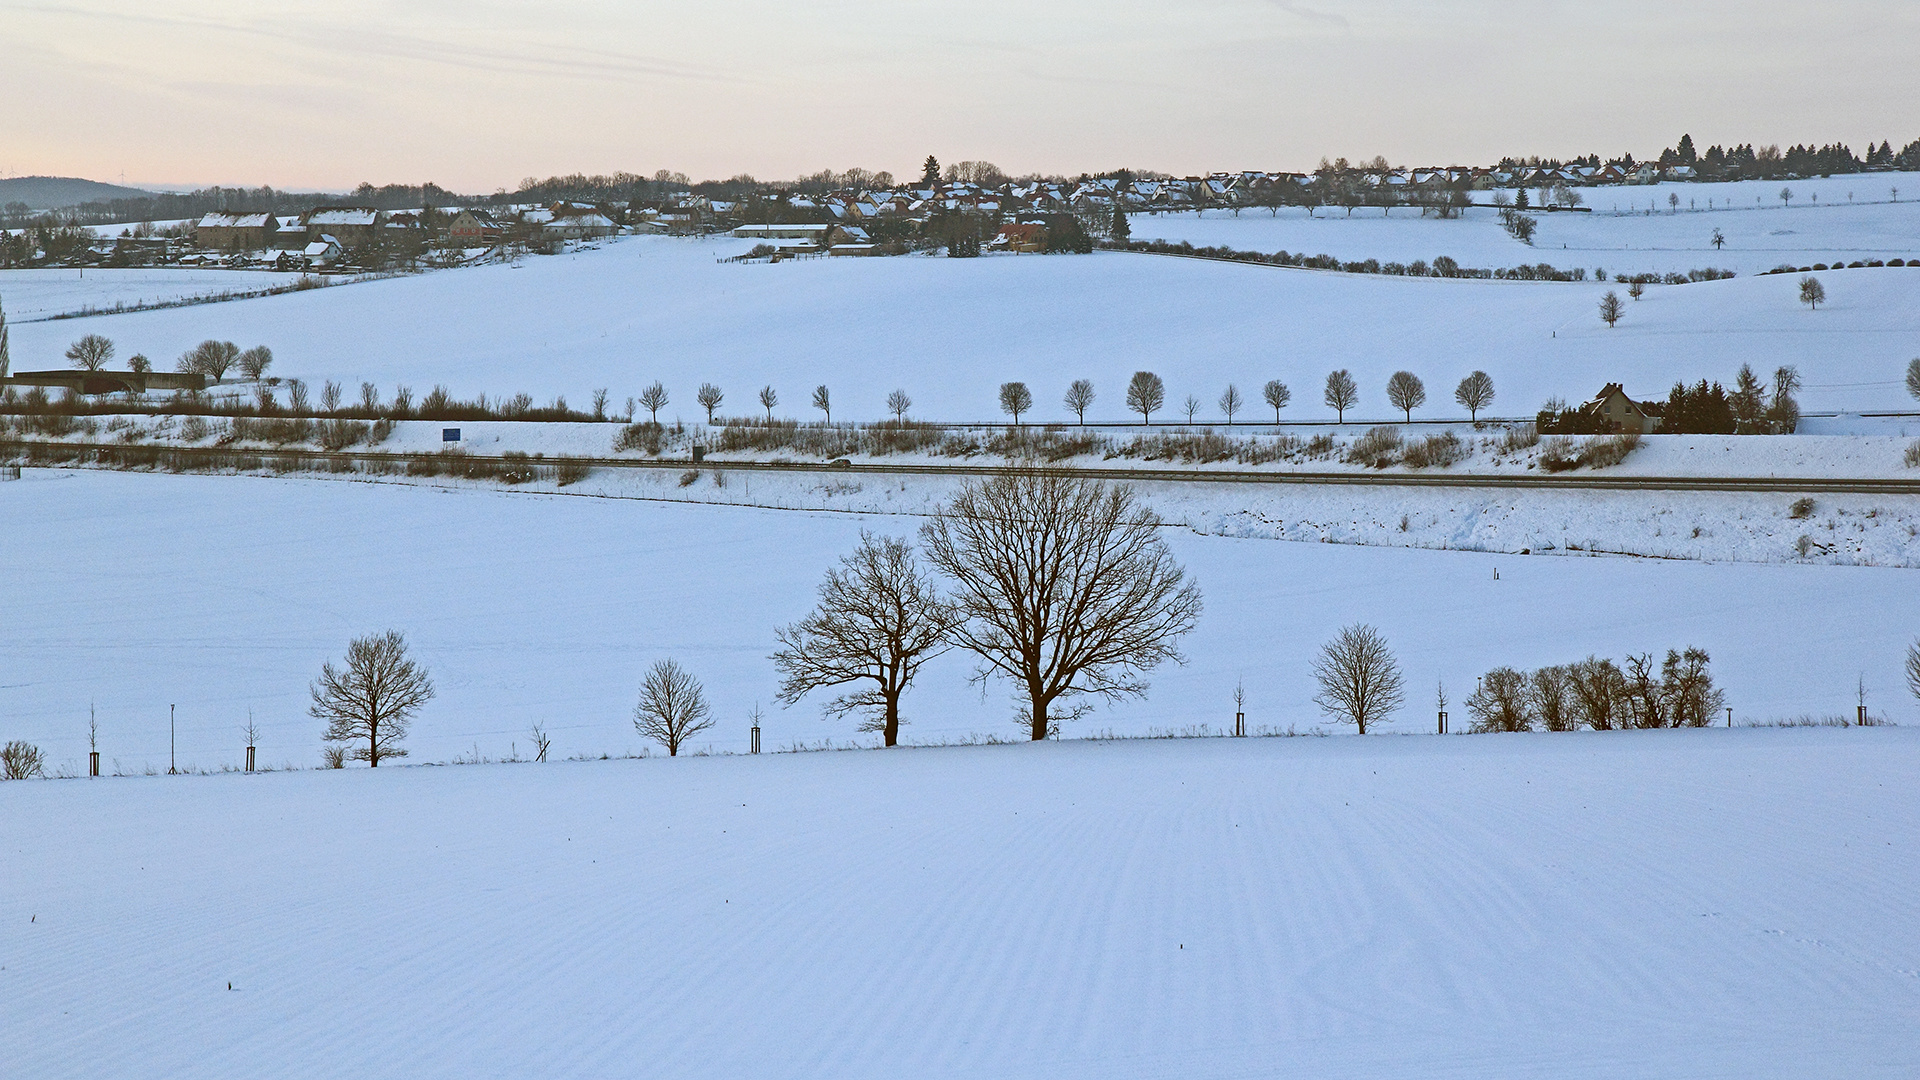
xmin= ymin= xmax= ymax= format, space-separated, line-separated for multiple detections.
xmin=4 ymin=726 xmax=1916 ymax=1079
xmin=1134 ymin=172 xmax=1920 ymax=277
xmin=0 ymin=266 xmax=310 ymax=321
xmin=7 ymin=232 xmax=1917 ymax=422
xmin=4 ymin=469 xmax=1917 ymax=772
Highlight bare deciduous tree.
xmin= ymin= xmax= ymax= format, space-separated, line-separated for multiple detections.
xmin=639 ymin=381 xmax=669 ymax=423
xmin=1599 ymin=291 xmax=1624 ymax=328
xmin=1906 ymin=640 xmax=1920 ymax=703
xmin=529 ymin=721 xmax=550 ymax=762
xmin=697 ymin=382 xmax=723 ymax=422
xmin=1311 ymin=623 xmax=1403 ymax=734
xmin=812 ymin=384 xmax=831 ymax=423
xmin=1567 ymin=656 xmax=1627 ymax=730
xmin=999 ymin=381 xmax=1033 ymax=425
xmin=773 ymin=533 xmax=956 ymax=746
xmin=1627 ymin=279 xmax=1646 ymax=301
xmin=360 ymin=381 xmax=380 ymax=413
xmin=1323 ymin=369 xmax=1358 ymax=423
xmin=1064 ymin=379 xmax=1095 ymax=425
xmin=633 ymin=658 xmax=712 ymax=756
xmin=1262 ymin=379 xmax=1291 ymax=422
xmin=1531 ymin=665 xmax=1578 ymax=731
xmin=65 ymin=334 xmax=114 ymax=371
xmin=759 ymin=384 xmax=778 ymax=419
xmin=1385 ymin=371 xmax=1426 ymax=421
xmin=887 ymin=389 xmax=912 ymax=421
xmin=921 ymin=471 xmax=1202 ymax=740
xmin=1466 ymin=667 xmax=1533 ymax=732
xmin=1799 ymin=275 xmax=1826 ymax=310
xmin=237 ymin=345 xmax=273 ymax=381
xmin=1906 ymin=358 xmax=1920 ymax=403
xmin=594 ymin=387 xmax=611 ymax=420
xmin=1660 ymin=647 xmax=1725 ymax=727
xmin=310 ymin=630 xmax=435 ymax=766
xmin=1218 ymin=384 xmax=1243 ymax=424
xmin=1621 ymin=653 xmax=1666 ymax=728
xmin=320 ymin=380 xmax=343 ymax=413
xmin=1125 ymin=371 xmax=1165 ymax=423
xmin=1455 ymin=370 xmax=1495 ymax=421
xmin=178 ymin=340 xmax=240 ymax=380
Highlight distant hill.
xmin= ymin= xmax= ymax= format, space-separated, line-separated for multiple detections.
xmin=0 ymin=176 xmax=159 ymax=210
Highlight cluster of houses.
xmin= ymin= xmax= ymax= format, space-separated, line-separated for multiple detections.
xmin=187 ymin=202 xmax=620 ymax=268
xmin=31 ymin=155 xmax=1790 ymax=270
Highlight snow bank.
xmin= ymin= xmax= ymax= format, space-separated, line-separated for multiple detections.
xmin=4 ymin=728 xmax=1916 ymax=1079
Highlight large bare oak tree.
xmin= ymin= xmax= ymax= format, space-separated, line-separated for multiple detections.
xmin=772 ymin=533 xmax=956 ymax=746
xmin=310 ymin=630 xmax=435 ymax=766
xmin=921 ymin=470 xmax=1202 ymax=740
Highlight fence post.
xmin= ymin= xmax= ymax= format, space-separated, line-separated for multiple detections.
xmin=1857 ymin=704 xmax=1867 ymax=727
xmin=89 ymin=751 xmax=100 ymax=777
xmin=245 ymin=745 xmax=255 ymax=772
xmin=1234 ymin=711 xmax=1244 ymax=737
xmin=1725 ymin=707 xmax=1732 ymax=728
xmin=750 ymin=724 xmax=760 ymax=755
xmin=1438 ymin=710 xmax=1447 ymax=735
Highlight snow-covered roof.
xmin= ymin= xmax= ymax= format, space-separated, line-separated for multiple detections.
xmin=306 ymin=208 xmax=379 ymax=227
xmin=197 ymin=212 xmax=274 ymax=229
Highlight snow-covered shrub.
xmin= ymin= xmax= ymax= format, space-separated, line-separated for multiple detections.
xmin=1 ymin=740 xmax=47 ymax=780
xmin=1236 ymin=434 xmax=1299 ymax=465
xmin=1402 ymin=432 xmax=1464 ymax=469
xmin=615 ymin=421 xmax=666 ymax=455
xmin=1345 ymin=426 xmax=1402 ymax=468
xmin=321 ymin=744 xmax=346 ymax=769
xmin=179 ymin=415 xmax=210 ymax=442
xmin=1499 ymin=423 xmax=1539 ymax=453
xmin=1304 ymin=433 xmax=1338 ymax=457
xmin=679 ymin=469 xmax=700 ymax=487
xmin=1904 ymin=440 xmax=1920 ymax=468
xmin=1789 ymin=497 xmax=1815 ymax=519
xmin=318 ymin=419 xmax=369 ymax=451
xmin=555 ymin=458 xmax=590 ymax=486
xmin=1576 ymin=432 xmax=1640 ymax=469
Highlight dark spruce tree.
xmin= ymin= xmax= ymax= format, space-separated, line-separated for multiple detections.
xmin=1110 ymin=205 xmax=1130 ymax=244
xmin=921 ymin=155 xmax=941 ymax=188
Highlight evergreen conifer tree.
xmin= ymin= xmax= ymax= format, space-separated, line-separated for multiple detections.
xmin=1110 ymin=205 xmax=1130 ymax=244
xmin=921 ymin=156 xmax=941 ymax=188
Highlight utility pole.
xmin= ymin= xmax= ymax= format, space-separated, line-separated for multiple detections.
xmin=169 ymin=704 xmax=176 ymax=774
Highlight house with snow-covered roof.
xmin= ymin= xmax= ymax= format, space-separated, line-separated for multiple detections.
xmin=300 ymin=207 xmax=384 ymax=247
xmin=195 ymin=212 xmax=276 ymax=251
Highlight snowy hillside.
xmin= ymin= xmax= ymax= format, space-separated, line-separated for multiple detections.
xmin=3 ymin=469 xmax=1917 ymax=770
xmin=9 ymin=234 xmax=1918 ymax=421
xmin=0 ymin=266 xmax=311 ymax=321
xmin=1132 ymin=172 xmax=1920 ymax=278
xmin=5 ymin=729 xmax=1916 ymax=1079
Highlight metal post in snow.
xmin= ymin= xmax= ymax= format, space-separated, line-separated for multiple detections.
xmin=1438 ymin=711 xmax=1448 ymax=735
xmin=750 ymin=725 xmax=760 ymax=755
xmin=1726 ymin=707 xmax=1732 ymax=728
xmin=169 ymin=704 xmax=176 ymax=774
xmin=89 ymin=751 xmax=100 ymax=777
xmin=245 ymin=745 xmax=255 ymax=772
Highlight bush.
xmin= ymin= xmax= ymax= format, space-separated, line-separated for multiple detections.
xmin=1499 ymin=423 xmax=1539 ymax=453
xmin=555 ymin=458 xmax=591 ymax=486
xmin=614 ymin=421 xmax=667 ymax=455
xmin=1577 ymin=432 xmax=1640 ymax=469
xmin=1 ymin=740 xmax=47 ymax=780
xmin=1539 ymin=436 xmax=1580 ymax=471
xmin=1905 ymin=440 xmax=1920 ymax=469
xmin=679 ymin=469 xmax=700 ymax=487
xmin=317 ymin=419 xmax=370 ymax=451
xmin=1789 ymin=497 xmax=1815 ymax=519
xmin=179 ymin=415 xmax=211 ymax=442
xmin=1344 ymin=426 xmax=1402 ymax=468
xmin=1402 ymin=432 xmax=1464 ymax=469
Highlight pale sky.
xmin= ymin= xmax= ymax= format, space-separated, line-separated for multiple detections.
xmin=3 ymin=0 xmax=1916 ymax=192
